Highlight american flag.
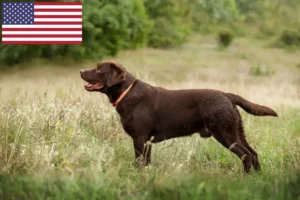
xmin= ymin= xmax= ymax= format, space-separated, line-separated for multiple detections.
xmin=2 ymin=2 xmax=82 ymax=44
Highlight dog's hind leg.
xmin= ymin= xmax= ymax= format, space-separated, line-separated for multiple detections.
xmin=238 ymin=126 xmax=261 ymax=170
xmin=236 ymin=113 xmax=261 ymax=171
xmin=240 ymin=136 xmax=260 ymax=171
xmin=212 ymin=125 xmax=253 ymax=173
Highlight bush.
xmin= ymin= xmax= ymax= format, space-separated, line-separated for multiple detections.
xmin=2 ymin=0 xmax=300 ymax=67
xmin=81 ymin=0 xmax=151 ymax=57
xmin=144 ymin=0 xmax=241 ymax=46
xmin=218 ymin=30 xmax=234 ymax=48
xmin=277 ymin=29 xmax=300 ymax=47
xmin=198 ymin=0 xmax=240 ymax=22
xmin=144 ymin=0 xmax=193 ymax=48
xmin=255 ymin=20 xmax=277 ymax=39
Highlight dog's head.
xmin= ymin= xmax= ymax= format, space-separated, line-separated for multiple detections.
xmin=80 ymin=60 xmax=127 ymax=93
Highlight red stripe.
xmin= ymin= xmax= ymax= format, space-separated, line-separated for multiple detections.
xmin=2 ymin=35 xmax=82 ymax=38
xmin=34 ymin=2 xmax=82 ymax=5
xmin=34 ymin=22 xmax=82 ymax=25
xmin=34 ymin=15 xmax=82 ymax=18
xmin=2 ymin=41 xmax=82 ymax=44
xmin=2 ymin=28 xmax=82 ymax=31
xmin=34 ymin=9 xmax=82 ymax=12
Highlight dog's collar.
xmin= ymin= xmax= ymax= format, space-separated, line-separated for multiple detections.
xmin=112 ymin=80 xmax=136 ymax=108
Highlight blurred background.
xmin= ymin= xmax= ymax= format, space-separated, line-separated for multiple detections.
xmin=0 ymin=0 xmax=300 ymax=199
xmin=1 ymin=0 xmax=300 ymax=66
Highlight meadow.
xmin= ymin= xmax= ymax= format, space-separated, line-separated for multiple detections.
xmin=0 ymin=35 xmax=300 ymax=199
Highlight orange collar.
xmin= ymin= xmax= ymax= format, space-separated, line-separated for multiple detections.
xmin=112 ymin=80 xmax=136 ymax=108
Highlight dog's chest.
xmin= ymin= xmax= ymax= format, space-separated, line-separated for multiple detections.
xmin=120 ymin=114 xmax=136 ymax=136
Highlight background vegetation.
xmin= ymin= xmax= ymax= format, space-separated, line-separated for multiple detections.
xmin=1 ymin=0 xmax=300 ymax=199
xmin=1 ymin=0 xmax=300 ymax=66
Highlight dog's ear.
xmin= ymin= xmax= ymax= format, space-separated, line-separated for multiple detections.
xmin=107 ymin=62 xmax=127 ymax=87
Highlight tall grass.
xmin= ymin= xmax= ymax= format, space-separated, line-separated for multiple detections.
xmin=0 ymin=36 xmax=300 ymax=199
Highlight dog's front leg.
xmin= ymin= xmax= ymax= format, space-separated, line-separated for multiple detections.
xmin=133 ymin=136 xmax=152 ymax=167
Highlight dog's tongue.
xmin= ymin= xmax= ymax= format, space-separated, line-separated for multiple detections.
xmin=85 ymin=83 xmax=93 ymax=88
xmin=85 ymin=83 xmax=103 ymax=89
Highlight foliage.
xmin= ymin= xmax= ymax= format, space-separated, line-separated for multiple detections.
xmin=276 ymin=29 xmax=300 ymax=49
xmin=144 ymin=0 xmax=193 ymax=48
xmin=81 ymin=0 xmax=151 ymax=56
xmin=197 ymin=0 xmax=240 ymax=22
xmin=1 ymin=0 xmax=300 ymax=67
xmin=218 ymin=29 xmax=234 ymax=48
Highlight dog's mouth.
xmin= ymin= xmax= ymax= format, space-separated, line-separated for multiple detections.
xmin=84 ymin=82 xmax=103 ymax=91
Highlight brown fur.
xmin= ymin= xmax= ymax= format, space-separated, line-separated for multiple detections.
xmin=80 ymin=60 xmax=278 ymax=173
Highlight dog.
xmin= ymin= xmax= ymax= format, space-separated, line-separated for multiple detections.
xmin=80 ymin=60 xmax=278 ymax=173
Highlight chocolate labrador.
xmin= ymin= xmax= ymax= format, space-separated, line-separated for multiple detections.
xmin=80 ymin=60 xmax=278 ymax=173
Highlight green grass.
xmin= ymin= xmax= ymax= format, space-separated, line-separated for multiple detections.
xmin=0 ymin=35 xmax=300 ymax=200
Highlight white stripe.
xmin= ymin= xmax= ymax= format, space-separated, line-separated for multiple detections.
xmin=34 ymin=18 xmax=82 ymax=22
xmin=34 ymin=5 xmax=82 ymax=9
xmin=2 ymin=38 xmax=82 ymax=41
xmin=2 ymin=25 xmax=82 ymax=28
xmin=35 ymin=12 xmax=82 ymax=15
xmin=2 ymin=31 xmax=82 ymax=35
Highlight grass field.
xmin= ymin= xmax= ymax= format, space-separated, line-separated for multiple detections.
xmin=0 ymin=35 xmax=300 ymax=200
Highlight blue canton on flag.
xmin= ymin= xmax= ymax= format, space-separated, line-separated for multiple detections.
xmin=2 ymin=2 xmax=34 ymax=25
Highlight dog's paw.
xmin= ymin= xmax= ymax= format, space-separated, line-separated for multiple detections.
xmin=135 ymin=156 xmax=147 ymax=167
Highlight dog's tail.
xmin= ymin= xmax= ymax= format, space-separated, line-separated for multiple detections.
xmin=225 ymin=93 xmax=278 ymax=117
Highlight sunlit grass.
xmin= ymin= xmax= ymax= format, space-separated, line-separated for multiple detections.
xmin=0 ymin=36 xmax=300 ymax=199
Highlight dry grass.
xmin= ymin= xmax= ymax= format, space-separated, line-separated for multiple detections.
xmin=0 ymin=35 xmax=300 ymax=199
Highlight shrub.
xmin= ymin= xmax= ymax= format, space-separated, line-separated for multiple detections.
xmin=80 ymin=0 xmax=151 ymax=57
xmin=198 ymin=0 xmax=240 ymax=22
xmin=255 ymin=20 xmax=277 ymax=39
xmin=144 ymin=0 xmax=193 ymax=48
xmin=218 ymin=30 xmax=234 ymax=48
xmin=277 ymin=29 xmax=300 ymax=47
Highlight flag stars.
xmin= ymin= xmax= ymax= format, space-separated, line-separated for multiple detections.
xmin=2 ymin=2 xmax=34 ymax=24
